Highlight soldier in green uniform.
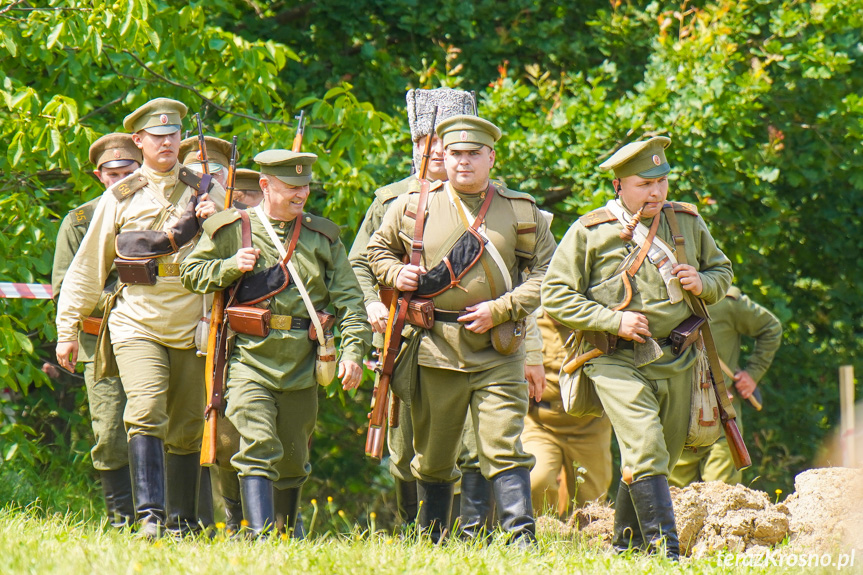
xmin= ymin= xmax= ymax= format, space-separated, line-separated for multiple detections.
xmin=670 ymin=287 xmax=781 ymax=486
xmin=367 ymin=115 xmax=556 ymax=545
xmin=541 ymin=136 xmax=733 ymax=559
xmin=180 ymin=149 xmax=371 ymax=537
xmin=52 ymin=133 xmax=141 ymax=528
xmin=522 ymin=310 xmax=613 ymax=516
xmin=348 ymin=88 xmax=485 ymax=528
xmin=56 ymin=98 xmax=225 ymax=538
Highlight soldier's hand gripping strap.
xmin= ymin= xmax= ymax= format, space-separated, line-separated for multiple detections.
xmin=115 ymin=170 xmax=213 ymax=259
xmin=415 ymin=187 xmax=495 ymax=298
xmin=234 ymin=210 xmax=301 ymax=305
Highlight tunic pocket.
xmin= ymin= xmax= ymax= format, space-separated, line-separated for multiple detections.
xmin=586 ymin=272 xmax=627 ymax=309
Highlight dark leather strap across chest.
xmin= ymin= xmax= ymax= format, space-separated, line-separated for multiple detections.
xmin=233 ymin=210 xmax=302 ymax=305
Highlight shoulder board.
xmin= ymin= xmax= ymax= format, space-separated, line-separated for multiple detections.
xmin=301 ymin=213 xmax=341 ymax=243
xmin=579 ymin=208 xmax=617 ymax=227
xmin=67 ymin=196 xmax=102 ymax=227
xmin=493 ymin=183 xmax=536 ymax=204
xmin=726 ymin=286 xmax=741 ymax=300
xmin=111 ymin=172 xmax=147 ymax=201
xmin=373 ymin=175 xmax=417 ymax=204
xmin=670 ymin=201 xmax=699 ymax=216
xmin=202 ymin=208 xmax=241 ymax=237
xmin=178 ymin=167 xmax=215 ymax=193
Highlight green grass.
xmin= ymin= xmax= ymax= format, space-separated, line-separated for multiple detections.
xmin=0 ymin=506 xmax=853 ymax=575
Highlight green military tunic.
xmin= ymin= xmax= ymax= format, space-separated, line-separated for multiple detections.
xmin=367 ymin=181 xmax=557 ymax=482
xmin=521 ymin=311 xmax=613 ymax=513
xmin=542 ymin=200 xmax=733 ymax=481
xmin=52 ymin=197 xmax=127 ymax=472
xmin=670 ymin=287 xmax=781 ymax=486
xmin=180 ymin=208 xmax=371 ymax=486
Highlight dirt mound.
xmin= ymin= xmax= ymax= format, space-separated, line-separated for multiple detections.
xmin=671 ymin=481 xmax=789 ymax=557
xmin=785 ymin=467 xmax=863 ymax=552
xmin=567 ymin=500 xmax=615 ymax=544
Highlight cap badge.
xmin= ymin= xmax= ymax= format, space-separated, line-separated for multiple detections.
xmin=296 ymin=165 xmax=303 ymax=174
xmin=652 ymin=154 xmax=661 ymax=166
xmin=159 ymin=114 xmax=168 ymax=124
xmin=113 ymin=150 xmax=122 ymax=159
xmin=460 ymin=130 xmax=468 ymax=141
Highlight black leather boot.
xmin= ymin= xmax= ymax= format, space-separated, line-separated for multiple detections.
xmin=197 ymin=466 xmax=215 ymax=531
xmin=274 ymin=486 xmax=302 ymax=537
xmin=128 ymin=435 xmax=166 ymax=539
xmin=416 ymin=480 xmax=455 ymax=544
xmin=101 ymin=466 xmax=134 ymax=529
xmin=629 ymin=475 xmax=680 ymax=560
xmin=491 ymin=467 xmax=536 ymax=548
xmin=612 ymin=481 xmax=644 ymax=553
xmin=458 ymin=471 xmax=495 ymax=542
xmin=219 ymin=468 xmax=243 ymax=532
xmin=165 ymin=452 xmax=201 ymax=536
xmin=395 ymin=478 xmax=418 ymax=525
xmin=240 ymin=476 xmax=274 ymax=538
xmin=224 ymin=496 xmax=244 ymax=533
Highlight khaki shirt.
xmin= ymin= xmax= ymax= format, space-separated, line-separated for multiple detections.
xmin=542 ymin=200 xmax=733 ymax=379
xmin=56 ymin=163 xmax=225 ymax=348
xmin=367 ymin=181 xmax=557 ymax=372
xmin=708 ymin=286 xmax=782 ymax=387
xmin=180 ymin=208 xmax=371 ymax=391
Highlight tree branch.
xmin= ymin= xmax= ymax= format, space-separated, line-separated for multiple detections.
xmin=78 ymin=92 xmax=129 ymax=123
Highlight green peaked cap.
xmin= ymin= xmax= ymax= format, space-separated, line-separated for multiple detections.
xmin=436 ymin=114 xmax=502 ymax=150
xmin=254 ymin=149 xmax=317 ymax=186
xmin=600 ymin=136 xmax=672 ymax=178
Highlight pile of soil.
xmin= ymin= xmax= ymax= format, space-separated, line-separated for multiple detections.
xmin=784 ymin=467 xmax=863 ymax=552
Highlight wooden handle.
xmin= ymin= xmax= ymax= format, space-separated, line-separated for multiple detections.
xmin=200 ymin=413 xmax=217 ymax=466
xmin=723 ymin=417 xmax=752 ymax=470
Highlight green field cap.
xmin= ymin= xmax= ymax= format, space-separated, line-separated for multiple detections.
xmin=234 ymin=168 xmax=262 ymax=193
xmin=254 ymin=149 xmax=317 ymax=186
xmin=123 ymin=98 xmax=187 ymax=135
xmin=436 ymin=114 xmax=502 ymax=151
xmin=600 ymin=136 xmax=672 ymax=178
xmin=179 ymin=136 xmax=232 ymax=174
xmin=89 ymin=133 xmax=142 ymax=169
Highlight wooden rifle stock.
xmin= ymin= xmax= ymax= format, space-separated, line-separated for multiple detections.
xmin=364 ymin=106 xmax=438 ymax=459
xmin=200 ymin=134 xmax=237 ymax=466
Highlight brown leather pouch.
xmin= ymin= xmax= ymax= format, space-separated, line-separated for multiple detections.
xmin=309 ymin=311 xmax=336 ymax=341
xmin=378 ymin=287 xmax=435 ymax=329
xmin=582 ymin=330 xmax=617 ymax=354
xmin=225 ymin=306 xmax=271 ymax=337
xmin=81 ymin=316 xmax=102 ymax=336
xmin=114 ymin=258 xmax=157 ymax=285
xmin=670 ymin=314 xmax=706 ymax=356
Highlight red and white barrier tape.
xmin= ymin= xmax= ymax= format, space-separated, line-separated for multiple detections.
xmin=0 ymin=283 xmax=53 ymax=299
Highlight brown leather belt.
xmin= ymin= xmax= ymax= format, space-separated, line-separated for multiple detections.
xmin=616 ymin=337 xmax=671 ymax=350
xmin=434 ymin=309 xmax=469 ymax=323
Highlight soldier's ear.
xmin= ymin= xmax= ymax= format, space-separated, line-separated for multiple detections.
xmin=488 ymin=148 xmax=496 ymax=168
xmin=131 ymin=132 xmax=144 ymax=149
xmin=613 ymin=179 xmax=622 ymax=195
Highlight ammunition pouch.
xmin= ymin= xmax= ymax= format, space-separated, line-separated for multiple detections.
xmin=415 ymin=228 xmax=485 ymax=298
xmin=114 ymin=258 xmax=157 ymax=285
xmin=81 ymin=316 xmax=103 ymax=336
xmin=670 ymin=314 xmax=705 ymax=356
xmin=225 ymin=306 xmax=271 ymax=337
xmin=490 ymin=317 xmax=527 ymax=356
xmin=235 ymin=261 xmax=291 ymax=305
xmin=379 ymin=287 xmax=435 ymax=330
xmin=114 ymin=200 xmax=202 ymax=259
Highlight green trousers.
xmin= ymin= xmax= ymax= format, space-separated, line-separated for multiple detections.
xmin=82 ymin=361 xmax=128 ymax=471
xmin=411 ymin=361 xmax=533 ymax=483
xmin=669 ymin=396 xmax=744 ymax=487
xmin=387 ymin=400 xmax=415 ymax=482
xmin=215 ymin=414 xmax=242 ymax=501
xmin=226 ymin=380 xmax=317 ymax=489
xmin=522 ymin=407 xmax=613 ymax=513
xmin=585 ymin=360 xmax=692 ymax=480
xmin=113 ymin=340 xmax=205 ymax=454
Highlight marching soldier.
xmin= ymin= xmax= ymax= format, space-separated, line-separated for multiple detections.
xmin=55 ymin=98 xmax=225 ymax=538
xmin=541 ymin=136 xmax=733 ymax=559
xmin=670 ymin=286 xmax=781 ymax=486
xmin=180 ymin=149 xmax=371 ymax=537
xmin=179 ymin=135 xmax=233 ymax=188
xmin=52 ymin=133 xmax=141 ymax=528
xmin=522 ymin=310 xmax=613 ymax=516
xmin=231 ymin=169 xmax=263 ymax=209
xmin=367 ymin=115 xmax=556 ymax=546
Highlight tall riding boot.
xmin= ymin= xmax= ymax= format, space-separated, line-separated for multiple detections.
xmin=416 ymin=480 xmax=455 ymax=544
xmin=395 ymin=478 xmax=419 ymax=525
xmin=197 ymin=466 xmax=215 ymax=530
xmin=491 ymin=467 xmax=536 ymax=548
xmin=128 ymin=434 xmax=166 ymax=539
xmin=612 ymin=481 xmax=644 ymax=553
xmin=219 ymin=468 xmax=243 ymax=532
xmin=274 ymin=486 xmax=302 ymax=537
xmin=101 ymin=466 xmax=134 ymax=528
xmin=629 ymin=475 xmax=680 ymax=560
xmin=458 ymin=471 xmax=495 ymax=542
xmin=165 ymin=452 xmax=201 ymax=536
xmin=240 ymin=476 xmax=275 ymax=538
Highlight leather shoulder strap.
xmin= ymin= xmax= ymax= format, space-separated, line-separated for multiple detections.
xmin=579 ymin=208 xmax=617 ymax=227
xmin=239 ymin=210 xmax=252 ymax=248
xmin=410 ymin=179 xmax=432 ymax=266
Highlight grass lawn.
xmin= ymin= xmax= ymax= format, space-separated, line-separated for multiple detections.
xmin=0 ymin=506 xmax=852 ymax=574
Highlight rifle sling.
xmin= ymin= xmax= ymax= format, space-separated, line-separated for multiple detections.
xmin=662 ymin=205 xmax=737 ymax=420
